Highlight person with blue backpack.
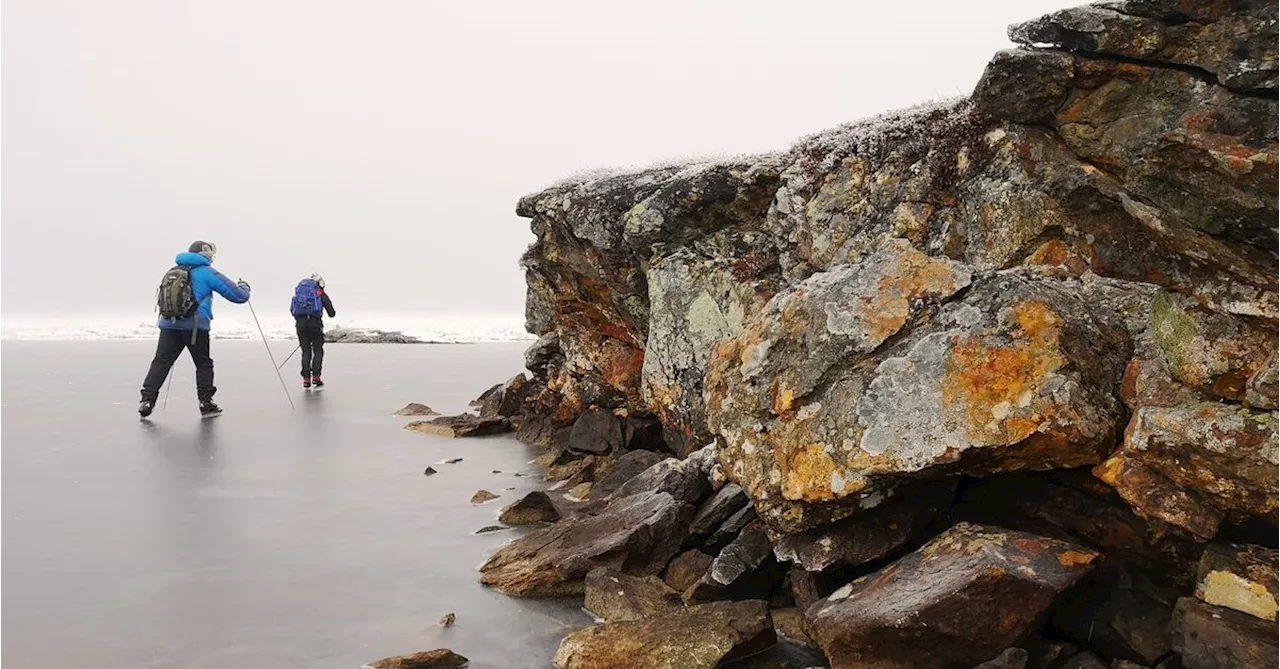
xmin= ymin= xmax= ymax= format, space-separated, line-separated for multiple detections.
xmin=139 ymin=241 xmax=252 ymax=418
xmin=291 ymin=273 xmax=336 ymax=388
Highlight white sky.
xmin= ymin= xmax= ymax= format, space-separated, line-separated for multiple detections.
xmin=1 ymin=0 xmax=1076 ymax=319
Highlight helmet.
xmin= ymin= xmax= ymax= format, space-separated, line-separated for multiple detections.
xmin=310 ymin=273 xmax=325 ymax=289
xmin=188 ymin=240 xmax=217 ymax=262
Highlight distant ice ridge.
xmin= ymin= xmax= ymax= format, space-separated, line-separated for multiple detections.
xmin=0 ymin=313 xmax=535 ymax=343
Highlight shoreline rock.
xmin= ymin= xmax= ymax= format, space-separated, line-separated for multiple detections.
xmin=455 ymin=1 xmax=1280 ymax=668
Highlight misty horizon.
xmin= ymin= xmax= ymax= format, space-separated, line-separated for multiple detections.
xmin=3 ymin=0 xmax=1076 ymax=322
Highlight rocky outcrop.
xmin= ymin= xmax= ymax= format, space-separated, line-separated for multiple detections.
xmin=473 ymin=0 xmax=1280 ymax=667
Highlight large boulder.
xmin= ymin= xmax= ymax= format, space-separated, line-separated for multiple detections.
xmin=553 ymin=600 xmax=776 ymax=669
xmin=479 ymin=491 xmax=694 ymax=596
xmin=805 ymin=523 xmax=1099 ymax=669
xmin=710 ymin=267 xmax=1133 ymax=532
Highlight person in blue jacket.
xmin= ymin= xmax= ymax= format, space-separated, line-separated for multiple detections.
xmin=138 ymin=241 xmax=251 ymax=417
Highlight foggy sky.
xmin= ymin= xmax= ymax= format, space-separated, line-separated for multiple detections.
xmin=2 ymin=0 xmax=1074 ymax=319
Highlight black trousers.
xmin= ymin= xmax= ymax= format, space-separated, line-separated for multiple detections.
xmin=297 ymin=319 xmax=325 ymax=378
xmin=140 ymin=328 xmax=215 ymax=402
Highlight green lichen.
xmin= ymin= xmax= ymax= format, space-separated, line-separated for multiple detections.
xmin=1151 ymin=291 xmax=1197 ymax=378
xmin=1236 ymin=407 xmax=1279 ymax=428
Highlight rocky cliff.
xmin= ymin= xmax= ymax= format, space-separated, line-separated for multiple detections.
xmin=468 ymin=1 xmax=1278 ymax=667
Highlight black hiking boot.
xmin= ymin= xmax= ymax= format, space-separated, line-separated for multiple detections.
xmin=199 ymin=401 xmax=223 ymax=418
xmin=139 ymin=400 xmax=155 ymax=418
xmin=311 ymin=376 xmax=324 ymax=389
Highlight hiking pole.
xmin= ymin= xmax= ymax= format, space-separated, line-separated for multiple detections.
xmin=161 ymin=365 xmax=175 ymax=413
xmin=276 ymin=345 xmax=300 ymax=371
xmin=247 ymin=299 xmax=296 ymax=411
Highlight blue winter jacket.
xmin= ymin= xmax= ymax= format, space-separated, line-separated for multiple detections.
xmin=157 ymin=252 xmax=251 ymax=331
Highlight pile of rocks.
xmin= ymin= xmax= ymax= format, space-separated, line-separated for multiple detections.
xmin=419 ymin=0 xmax=1280 ymax=666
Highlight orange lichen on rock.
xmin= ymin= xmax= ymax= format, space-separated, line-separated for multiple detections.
xmin=943 ymin=300 xmax=1065 ymax=445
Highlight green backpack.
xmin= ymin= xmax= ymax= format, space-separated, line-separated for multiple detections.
xmin=156 ymin=266 xmax=197 ymax=319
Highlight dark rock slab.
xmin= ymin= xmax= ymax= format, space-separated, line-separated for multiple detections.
xmin=607 ymin=446 xmax=715 ymax=506
xmin=1050 ymin=564 xmax=1175 ymax=665
xmin=806 ymin=523 xmax=1099 ymax=669
xmin=590 ymin=450 xmax=666 ymax=499
xmin=1171 ymin=596 xmax=1279 ymax=669
xmin=687 ymin=523 xmax=773 ymax=603
xmin=479 ymin=490 xmax=694 ymax=596
xmin=687 ymin=483 xmax=750 ymax=544
xmin=769 ymin=496 xmax=921 ymax=572
xmin=498 ymin=491 xmax=561 ymax=525
xmin=703 ymin=504 xmax=757 ymax=554
xmin=478 ymin=374 xmax=530 ymax=420
xmin=553 ymin=600 xmax=776 ymax=669
xmin=567 ymin=408 xmax=625 ymax=455
xmin=583 ymin=567 xmax=683 ymax=622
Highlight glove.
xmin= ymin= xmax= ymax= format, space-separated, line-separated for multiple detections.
xmin=237 ymin=279 xmax=251 ymax=292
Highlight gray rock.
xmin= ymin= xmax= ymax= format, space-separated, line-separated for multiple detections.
xmin=553 ymin=600 xmax=776 ymax=669
xmin=686 ymin=483 xmax=749 ymax=543
xmin=685 ymin=522 xmax=772 ymax=603
xmin=583 ymin=567 xmax=682 ymax=622
xmin=498 ymin=491 xmax=561 ymax=525
xmin=479 ymin=490 xmax=694 ymax=596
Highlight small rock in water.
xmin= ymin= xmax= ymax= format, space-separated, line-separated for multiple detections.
xmin=394 ymin=402 xmax=439 ymax=417
xmin=475 ymin=525 xmax=507 ymax=535
xmin=423 ymin=467 xmax=438 ymax=476
xmin=491 ymin=469 xmax=502 ymax=474
xmin=362 ymin=648 xmax=468 ymax=669
xmin=470 ymin=490 xmax=500 ymax=504
xmin=513 ymin=472 xmax=526 ymax=477
xmin=438 ymin=612 xmax=456 ymax=627
xmin=444 ymin=458 xmax=463 ymax=464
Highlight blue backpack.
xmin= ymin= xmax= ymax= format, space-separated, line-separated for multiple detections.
xmin=290 ymin=279 xmax=323 ymax=317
